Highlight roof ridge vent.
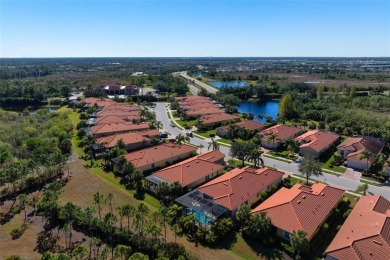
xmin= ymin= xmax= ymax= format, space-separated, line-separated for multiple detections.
xmin=373 ymin=240 xmax=382 ymax=245
xmin=223 ymin=183 xmax=228 ymax=186
xmin=297 ymin=200 xmax=301 ymax=204
xmin=186 ymin=164 xmax=190 ymax=167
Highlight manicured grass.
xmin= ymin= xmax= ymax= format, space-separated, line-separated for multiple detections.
xmin=269 ymin=150 xmax=297 ymax=161
xmin=264 ymin=154 xmax=292 ymax=164
xmin=216 ymin=138 xmax=232 ymax=145
xmin=321 ymin=153 xmax=346 ymax=173
xmin=194 ymin=129 xmax=217 ymax=138
xmin=175 ymin=119 xmax=196 ymax=129
xmin=167 ymin=111 xmax=172 ymax=119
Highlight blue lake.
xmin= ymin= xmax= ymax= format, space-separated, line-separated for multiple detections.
xmin=208 ymin=81 xmax=247 ymax=88
xmin=236 ymin=101 xmax=279 ymax=123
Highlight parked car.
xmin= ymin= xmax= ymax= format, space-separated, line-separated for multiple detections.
xmin=159 ymin=133 xmax=168 ymax=138
xmin=170 ymin=123 xmax=175 ymax=127
xmin=210 ymin=134 xmax=216 ymax=138
xmin=186 ymin=132 xmax=193 ymax=137
xmin=295 ymin=158 xmax=302 ymax=163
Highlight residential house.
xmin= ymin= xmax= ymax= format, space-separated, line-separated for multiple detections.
xmin=199 ymin=113 xmax=240 ymax=127
xmin=337 ymin=136 xmax=385 ymax=171
xmin=185 ymin=106 xmax=225 ymax=118
xmin=145 ymin=150 xmax=225 ymax=191
xmin=176 ymin=166 xmax=285 ymax=225
xmin=251 ymin=183 xmax=344 ymax=241
xmin=120 ymin=143 xmax=197 ymax=172
xmin=87 ymin=115 xmax=132 ymax=126
xmin=86 ymin=122 xmax=150 ymax=137
xmin=93 ymin=129 xmax=160 ymax=153
xmin=83 ymin=98 xmax=115 ymax=110
xmin=258 ymin=124 xmax=302 ymax=149
xmin=216 ymin=120 xmax=266 ymax=138
xmin=325 ymin=195 xmax=390 ymax=260
xmin=95 ymin=109 xmax=141 ymax=119
xmin=102 ymin=103 xmax=141 ymax=112
xmin=295 ymin=130 xmax=340 ymax=159
xmin=175 ymin=96 xmax=209 ymax=102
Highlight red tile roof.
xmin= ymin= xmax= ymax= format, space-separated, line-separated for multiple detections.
xmin=93 ymin=115 xmax=130 ymax=125
xmin=102 ymin=103 xmax=141 ymax=111
xmin=196 ymin=150 xmax=225 ymax=163
xmin=96 ymin=130 xmax=160 ymax=148
xmin=124 ymin=143 xmax=197 ymax=169
xmin=186 ymin=106 xmax=225 ymax=117
xmin=337 ymin=136 xmax=385 ymax=163
xmin=326 ymin=195 xmax=390 ymax=260
xmin=200 ymin=113 xmax=240 ymax=125
xmin=295 ymin=130 xmax=340 ymax=152
xmin=96 ymin=110 xmax=141 ymax=118
xmin=235 ymin=120 xmax=266 ymax=131
xmin=90 ymin=123 xmax=149 ymax=135
xmin=251 ymin=183 xmax=344 ymax=239
xmin=152 ymin=151 xmax=225 ymax=187
xmin=197 ymin=166 xmax=285 ymax=211
xmin=181 ymin=102 xmax=219 ymax=110
xmin=258 ymin=124 xmax=302 ymax=141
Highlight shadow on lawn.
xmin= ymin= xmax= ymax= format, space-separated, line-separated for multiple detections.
xmin=243 ymin=237 xmax=287 ymax=260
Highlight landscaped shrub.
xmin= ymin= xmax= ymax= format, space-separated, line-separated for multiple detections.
xmin=281 ymin=241 xmax=295 ymax=256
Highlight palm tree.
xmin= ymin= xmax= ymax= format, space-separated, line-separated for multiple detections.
xmin=175 ymin=134 xmax=189 ymax=145
xmin=116 ymin=138 xmax=126 ymax=150
xmin=357 ymin=183 xmax=369 ymax=195
xmin=208 ymin=138 xmax=220 ymax=150
xmin=195 ymin=118 xmax=204 ymax=130
xmin=198 ymin=144 xmax=204 ymax=153
xmin=156 ymin=121 xmax=163 ymax=131
xmin=284 ymin=139 xmax=300 ymax=156
xmin=249 ymin=148 xmax=264 ymax=167
xmin=298 ymin=156 xmax=323 ymax=185
xmin=358 ymin=150 xmax=374 ymax=171
xmin=266 ymin=133 xmax=279 ymax=152
xmin=227 ymin=124 xmax=239 ymax=140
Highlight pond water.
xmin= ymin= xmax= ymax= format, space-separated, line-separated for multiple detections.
xmin=208 ymin=81 xmax=247 ymax=88
xmin=236 ymin=100 xmax=279 ymax=123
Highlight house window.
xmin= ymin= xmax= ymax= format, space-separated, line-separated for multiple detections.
xmin=151 ymin=163 xmax=155 ymax=168
xmin=205 ymin=175 xmax=210 ymax=181
xmin=283 ymin=231 xmax=290 ymax=241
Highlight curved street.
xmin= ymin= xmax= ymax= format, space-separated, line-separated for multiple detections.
xmin=154 ymin=101 xmax=390 ymax=200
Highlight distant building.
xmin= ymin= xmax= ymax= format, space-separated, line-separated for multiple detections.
xmin=251 ymin=183 xmax=344 ymax=241
xmin=325 ymin=195 xmax=390 ymax=260
xmin=295 ymin=130 xmax=340 ymax=158
xmin=337 ymin=136 xmax=385 ymax=171
xmin=100 ymin=84 xmax=138 ymax=95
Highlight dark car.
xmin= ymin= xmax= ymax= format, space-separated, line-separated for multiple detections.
xmin=159 ymin=133 xmax=168 ymax=138
xmin=186 ymin=132 xmax=193 ymax=137
xmin=170 ymin=123 xmax=176 ymax=127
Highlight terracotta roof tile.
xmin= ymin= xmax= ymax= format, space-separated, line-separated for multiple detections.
xmin=96 ymin=130 xmax=159 ymax=148
xmin=252 ymin=183 xmax=344 ymax=239
xmin=235 ymin=120 xmax=266 ymax=131
xmin=124 ymin=143 xmax=197 ymax=169
xmin=326 ymin=196 xmax=390 ymax=260
xmin=258 ymin=124 xmax=302 ymax=141
xmin=200 ymin=113 xmax=240 ymax=125
xmin=338 ymin=136 xmax=385 ymax=162
xmin=90 ymin=123 xmax=149 ymax=135
xmin=96 ymin=110 xmax=140 ymax=118
xmin=197 ymin=166 xmax=284 ymax=211
xmin=186 ymin=107 xmax=225 ymax=117
xmin=295 ymin=130 xmax=340 ymax=152
xmin=151 ymin=151 xmax=225 ymax=187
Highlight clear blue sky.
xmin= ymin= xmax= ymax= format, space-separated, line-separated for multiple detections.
xmin=1 ymin=0 xmax=389 ymax=57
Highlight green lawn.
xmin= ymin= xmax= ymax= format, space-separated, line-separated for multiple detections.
xmin=269 ymin=150 xmax=297 ymax=161
xmin=321 ymin=153 xmax=346 ymax=173
xmin=175 ymin=119 xmax=196 ymax=129
xmin=216 ymin=138 xmax=232 ymax=145
xmin=264 ymin=154 xmax=292 ymax=164
xmin=194 ymin=129 xmax=217 ymax=138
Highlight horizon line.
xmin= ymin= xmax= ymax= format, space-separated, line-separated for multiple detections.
xmin=0 ymin=56 xmax=389 ymax=59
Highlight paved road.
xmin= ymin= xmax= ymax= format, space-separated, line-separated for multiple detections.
xmin=154 ymin=102 xmax=390 ymax=200
xmin=174 ymin=71 xmax=218 ymax=94
xmin=188 ymin=84 xmax=200 ymax=94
